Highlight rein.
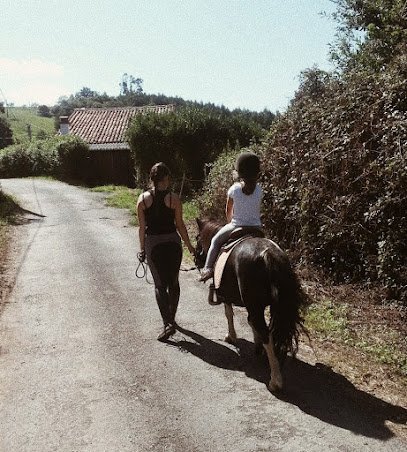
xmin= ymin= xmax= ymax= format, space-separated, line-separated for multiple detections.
xmin=181 ymin=265 xmax=198 ymax=272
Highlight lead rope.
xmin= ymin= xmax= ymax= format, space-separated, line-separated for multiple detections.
xmin=135 ymin=252 xmax=153 ymax=284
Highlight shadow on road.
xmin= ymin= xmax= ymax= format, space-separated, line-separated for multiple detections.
xmin=169 ymin=326 xmax=407 ymax=441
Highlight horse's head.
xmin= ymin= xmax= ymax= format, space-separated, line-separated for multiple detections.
xmin=194 ymin=218 xmax=208 ymax=269
xmin=194 ymin=218 xmax=224 ymax=269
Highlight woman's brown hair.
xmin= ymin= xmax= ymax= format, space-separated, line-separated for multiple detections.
xmin=149 ymin=162 xmax=170 ymax=187
xmin=241 ymin=177 xmax=258 ymax=195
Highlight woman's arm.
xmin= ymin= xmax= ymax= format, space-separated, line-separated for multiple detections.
xmin=225 ymin=196 xmax=234 ymax=223
xmin=136 ymin=193 xmax=146 ymax=253
xmin=173 ymin=194 xmax=195 ymax=255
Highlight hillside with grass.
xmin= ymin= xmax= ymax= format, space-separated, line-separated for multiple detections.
xmin=5 ymin=107 xmax=55 ymax=143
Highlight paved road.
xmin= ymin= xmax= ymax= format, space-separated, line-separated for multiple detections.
xmin=0 ymin=178 xmax=405 ymax=452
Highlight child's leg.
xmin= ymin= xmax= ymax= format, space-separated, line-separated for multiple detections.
xmin=204 ymin=223 xmax=237 ymax=270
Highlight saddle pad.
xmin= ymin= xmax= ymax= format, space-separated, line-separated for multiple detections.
xmin=213 ymin=235 xmax=251 ymax=289
xmin=213 ymin=251 xmax=230 ymax=289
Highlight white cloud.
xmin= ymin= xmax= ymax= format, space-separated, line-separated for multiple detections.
xmin=0 ymin=58 xmax=63 ymax=78
xmin=4 ymin=83 xmax=68 ymax=106
xmin=0 ymin=58 xmax=66 ymax=105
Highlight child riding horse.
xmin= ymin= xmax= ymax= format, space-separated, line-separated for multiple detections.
xmin=196 ymin=218 xmax=309 ymax=392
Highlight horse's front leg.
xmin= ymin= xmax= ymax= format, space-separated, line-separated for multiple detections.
xmin=248 ymin=318 xmax=264 ymax=355
xmin=263 ymin=333 xmax=283 ymax=392
xmin=224 ymin=303 xmax=237 ymax=344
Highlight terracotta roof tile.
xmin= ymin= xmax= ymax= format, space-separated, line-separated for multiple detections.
xmin=68 ymin=105 xmax=175 ymax=145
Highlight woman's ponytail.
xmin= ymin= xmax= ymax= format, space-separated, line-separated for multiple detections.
xmin=149 ymin=162 xmax=170 ymax=187
xmin=242 ymin=178 xmax=257 ymax=195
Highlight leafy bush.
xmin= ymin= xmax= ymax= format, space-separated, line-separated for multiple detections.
xmin=0 ymin=145 xmax=34 ymax=177
xmin=262 ymin=65 xmax=406 ymax=301
xmin=37 ymin=105 xmax=52 ymax=118
xmin=54 ymin=136 xmax=89 ymax=179
xmin=198 ymin=0 xmax=407 ymax=302
xmin=198 ymin=147 xmax=241 ymax=220
xmin=0 ymin=190 xmax=20 ymax=224
xmin=0 ymin=136 xmax=89 ymax=180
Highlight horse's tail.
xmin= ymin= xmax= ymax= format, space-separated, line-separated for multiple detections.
xmin=261 ymin=246 xmax=310 ymax=362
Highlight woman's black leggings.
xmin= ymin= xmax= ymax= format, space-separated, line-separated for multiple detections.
xmin=150 ymin=241 xmax=182 ymax=325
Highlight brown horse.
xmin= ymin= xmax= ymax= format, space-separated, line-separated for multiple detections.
xmin=195 ymin=218 xmax=309 ymax=392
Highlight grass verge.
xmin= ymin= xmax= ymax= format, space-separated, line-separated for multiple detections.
xmin=0 ymin=190 xmax=21 ymax=275
xmin=304 ymin=285 xmax=407 ymax=379
xmin=0 ymin=191 xmax=20 ymax=228
xmin=91 ymin=185 xmax=141 ymax=225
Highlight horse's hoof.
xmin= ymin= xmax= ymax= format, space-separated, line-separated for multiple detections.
xmin=268 ymin=382 xmax=283 ymax=393
xmin=224 ymin=335 xmax=237 ymax=344
xmin=268 ymin=378 xmax=283 ymax=393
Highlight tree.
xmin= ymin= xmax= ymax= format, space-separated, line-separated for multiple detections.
xmin=119 ymin=73 xmax=143 ymax=95
xmin=76 ymin=87 xmax=98 ymax=98
xmin=330 ymin=0 xmax=407 ymax=72
xmin=0 ymin=116 xmax=13 ymax=149
xmin=37 ymin=105 xmax=52 ymax=117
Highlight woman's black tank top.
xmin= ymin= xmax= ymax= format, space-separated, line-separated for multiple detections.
xmin=144 ymin=189 xmax=176 ymax=235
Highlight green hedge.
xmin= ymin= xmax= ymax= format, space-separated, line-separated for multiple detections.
xmin=260 ymin=67 xmax=406 ymax=301
xmin=0 ymin=136 xmax=89 ymax=180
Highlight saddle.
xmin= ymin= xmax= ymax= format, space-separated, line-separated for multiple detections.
xmin=213 ymin=226 xmax=264 ymax=290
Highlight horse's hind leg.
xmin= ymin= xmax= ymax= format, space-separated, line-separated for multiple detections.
xmin=248 ymin=312 xmax=283 ymax=391
xmin=224 ymin=303 xmax=237 ymax=344
xmin=263 ymin=333 xmax=283 ymax=392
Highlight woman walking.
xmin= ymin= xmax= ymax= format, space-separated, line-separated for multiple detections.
xmin=137 ymin=162 xmax=195 ymax=341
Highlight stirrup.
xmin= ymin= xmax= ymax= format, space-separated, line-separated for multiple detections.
xmin=208 ymin=283 xmax=222 ymax=305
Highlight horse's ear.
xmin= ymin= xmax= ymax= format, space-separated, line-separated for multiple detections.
xmin=196 ymin=218 xmax=204 ymax=230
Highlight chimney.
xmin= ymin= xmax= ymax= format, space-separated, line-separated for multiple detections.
xmin=60 ymin=116 xmax=69 ymax=135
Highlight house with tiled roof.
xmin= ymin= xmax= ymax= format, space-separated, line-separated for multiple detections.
xmin=60 ymin=105 xmax=175 ymax=186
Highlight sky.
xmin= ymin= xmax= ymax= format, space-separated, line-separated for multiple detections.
xmin=0 ymin=0 xmax=338 ymax=113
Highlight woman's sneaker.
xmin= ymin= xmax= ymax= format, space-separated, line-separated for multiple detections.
xmin=157 ymin=323 xmax=176 ymax=342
